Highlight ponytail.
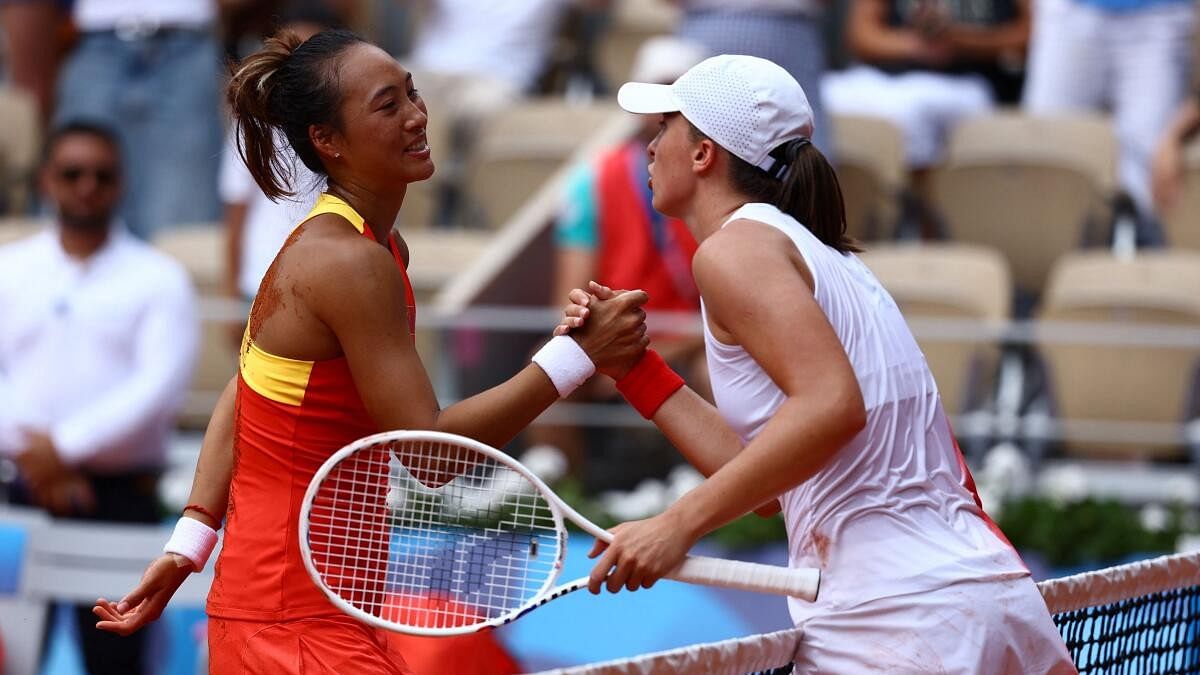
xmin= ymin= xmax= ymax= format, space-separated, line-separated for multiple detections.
xmin=688 ymin=123 xmax=861 ymax=254
xmin=771 ymin=138 xmax=861 ymax=254
xmin=226 ymin=29 xmax=365 ymax=201
xmin=228 ymin=32 xmax=301 ymax=200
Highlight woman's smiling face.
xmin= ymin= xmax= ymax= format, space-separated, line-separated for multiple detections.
xmin=328 ymin=43 xmax=436 ymax=187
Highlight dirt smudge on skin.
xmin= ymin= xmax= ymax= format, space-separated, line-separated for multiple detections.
xmin=245 ymin=224 xmax=307 ymax=352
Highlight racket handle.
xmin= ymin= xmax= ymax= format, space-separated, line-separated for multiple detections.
xmin=667 ymin=556 xmax=820 ymax=600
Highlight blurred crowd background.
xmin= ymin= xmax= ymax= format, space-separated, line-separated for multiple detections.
xmin=1 ymin=0 xmax=1200 ymax=673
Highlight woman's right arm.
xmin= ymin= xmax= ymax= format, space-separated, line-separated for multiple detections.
xmin=564 ymin=284 xmax=778 ymax=515
xmin=313 ymin=237 xmax=648 ymax=451
xmin=93 ymin=375 xmax=237 ymax=635
xmin=180 ymin=375 xmax=237 ymax=529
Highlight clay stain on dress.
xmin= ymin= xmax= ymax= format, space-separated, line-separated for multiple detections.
xmin=811 ymin=530 xmax=831 ymax=567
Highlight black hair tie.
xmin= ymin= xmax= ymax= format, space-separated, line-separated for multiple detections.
xmin=766 ymin=137 xmax=812 ymax=180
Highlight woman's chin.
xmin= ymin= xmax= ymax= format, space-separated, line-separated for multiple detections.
xmin=651 ymin=193 xmax=673 ymax=217
xmin=403 ymin=161 xmax=436 ymax=183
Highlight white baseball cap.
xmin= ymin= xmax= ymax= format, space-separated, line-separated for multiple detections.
xmin=617 ymin=54 xmax=814 ymax=176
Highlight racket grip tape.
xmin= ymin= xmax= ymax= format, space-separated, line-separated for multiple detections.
xmin=667 ymin=556 xmax=820 ymax=601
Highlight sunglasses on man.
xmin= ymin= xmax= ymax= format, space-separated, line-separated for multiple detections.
xmin=57 ymin=165 xmax=118 ymax=186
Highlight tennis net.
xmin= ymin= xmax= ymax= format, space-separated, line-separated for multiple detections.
xmin=1038 ymin=549 xmax=1200 ymax=674
xmin=528 ymin=550 xmax=1200 ymax=674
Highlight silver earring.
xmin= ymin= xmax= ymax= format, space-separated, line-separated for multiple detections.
xmin=334 ymin=152 xmax=342 ymax=158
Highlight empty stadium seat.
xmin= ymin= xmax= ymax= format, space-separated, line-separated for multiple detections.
xmin=831 ymin=114 xmax=906 ymax=242
xmin=859 ymin=242 xmax=1011 ymax=415
xmin=595 ymin=0 xmax=680 ymax=90
xmin=464 ymin=99 xmax=623 ymax=229
xmin=930 ymin=112 xmax=1117 ymax=299
xmin=0 ymin=87 xmax=40 ymax=215
xmin=154 ymin=224 xmax=239 ymax=427
xmin=1038 ymin=250 xmax=1200 ymax=458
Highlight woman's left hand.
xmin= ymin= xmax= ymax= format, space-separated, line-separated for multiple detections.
xmin=586 ymin=510 xmax=699 ymax=594
xmin=93 ymin=554 xmax=193 ymax=636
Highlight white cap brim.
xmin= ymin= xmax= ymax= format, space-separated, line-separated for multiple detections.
xmin=617 ymin=82 xmax=681 ymax=115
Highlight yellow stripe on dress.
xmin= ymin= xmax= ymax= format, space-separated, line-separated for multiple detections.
xmin=303 ymin=193 xmax=365 ymax=234
xmin=236 ymin=192 xmax=358 ymax=405
xmin=239 ymin=340 xmax=314 ymax=407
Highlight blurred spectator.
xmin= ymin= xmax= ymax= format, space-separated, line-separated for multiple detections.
xmin=675 ymin=0 xmax=834 ymax=154
xmin=221 ymin=129 xmax=317 ymax=295
xmin=1151 ymin=88 xmax=1200 ymax=215
xmin=824 ymin=0 xmax=1030 ymax=168
xmin=399 ymin=0 xmax=589 ymax=225
xmin=54 ymin=0 xmax=223 ymax=239
xmin=405 ymin=0 xmax=577 ymax=101
xmin=218 ymin=0 xmax=357 ymax=60
xmin=0 ymin=121 xmax=198 ymax=675
xmin=532 ymin=37 xmax=709 ymax=479
xmin=1024 ymin=0 xmax=1196 ymax=233
xmin=0 ymin=0 xmax=68 ymax=121
xmin=221 ymin=7 xmax=338 ymax=306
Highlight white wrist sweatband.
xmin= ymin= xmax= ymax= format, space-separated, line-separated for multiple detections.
xmin=163 ymin=516 xmax=219 ymax=572
xmin=532 ymin=335 xmax=596 ymax=397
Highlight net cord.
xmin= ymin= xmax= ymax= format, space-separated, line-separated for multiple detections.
xmin=1037 ymin=549 xmax=1200 ymax=615
xmin=526 ymin=626 xmax=806 ymax=675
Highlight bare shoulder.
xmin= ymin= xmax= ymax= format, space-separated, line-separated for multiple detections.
xmin=277 ymin=213 xmax=403 ymax=312
xmin=287 ymin=214 xmax=394 ymax=278
xmin=693 ymin=218 xmax=812 ymax=304
xmin=693 ymin=219 xmax=797 ymax=281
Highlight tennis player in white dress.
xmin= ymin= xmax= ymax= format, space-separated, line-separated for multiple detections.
xmin=564 ymin=54 xmax=1077 ymax=674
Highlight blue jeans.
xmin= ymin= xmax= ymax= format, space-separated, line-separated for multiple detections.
xmin=55 ymin=29 xmax=222 ymax=239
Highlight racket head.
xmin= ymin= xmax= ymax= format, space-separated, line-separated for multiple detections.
xmin=299 ymin=430 xmax=571 ymax=636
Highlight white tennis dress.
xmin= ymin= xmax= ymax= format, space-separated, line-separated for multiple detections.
xmin=703 ymin=203 xmax=1076 ymax=674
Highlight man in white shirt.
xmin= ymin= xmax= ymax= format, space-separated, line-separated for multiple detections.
xmin=0 ymin=121 xmax=198 ymax=675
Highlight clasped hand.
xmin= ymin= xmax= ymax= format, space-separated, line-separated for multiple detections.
xmin=560 ymin=282 xmax=650 ymax=379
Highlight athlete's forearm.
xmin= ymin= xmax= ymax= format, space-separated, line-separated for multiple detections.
xmin=667 ymin=391 xmax=865 ymax=540
xmin=182 ymin=376 xmax=237 ymax=530
xmin=435 ymin=364 xmax=560 ymax=450
xmin=651 ymin=386 xmax=743 ymax=476
xmin=652 ymin=386 xmax=782 ymax=516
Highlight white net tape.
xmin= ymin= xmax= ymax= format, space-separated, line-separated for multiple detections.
xmin=525 ymin=627 xmax=804 ymax=675
xmin=1037 ymin=550 xmax=1200 ymax=615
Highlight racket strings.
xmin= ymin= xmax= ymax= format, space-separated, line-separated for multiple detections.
xmin=306 ymin=438 xmax=563 ymax=630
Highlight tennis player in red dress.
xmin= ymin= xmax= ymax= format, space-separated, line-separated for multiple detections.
xmin=92 ymin=30 xmax=649 ymax=673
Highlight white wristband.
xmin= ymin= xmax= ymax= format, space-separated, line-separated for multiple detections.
xmin=163 ymin=516 xmax=219 ymax=573
xmin=532 ymin=335 xmax=596 ymax=397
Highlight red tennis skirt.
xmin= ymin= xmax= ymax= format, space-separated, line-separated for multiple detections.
xmin=208 ymin=615 xmax=413 ymax=674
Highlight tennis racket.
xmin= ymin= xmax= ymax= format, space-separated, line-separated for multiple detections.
xmin=299 ymin=430 xmax=820 ymax=636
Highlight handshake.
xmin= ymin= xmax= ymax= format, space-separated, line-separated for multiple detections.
xmin=533 ymin=280 xmax=683 ymax=422
xmin=548 ymin=280 xmax=650 ymax=381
